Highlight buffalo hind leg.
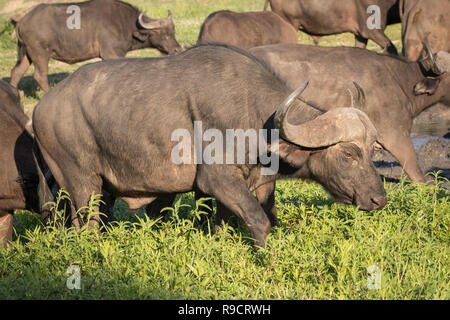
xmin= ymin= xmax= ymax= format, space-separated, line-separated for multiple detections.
xmin=194 ymin=191 xmax=214 ymax=227
xmin=146 ymin=194 xmax=176 ymax=218
xmin=0 ymin=211 xmax=13 ymax=249
xmin=58 ymin=173 xmax=103 ymax=230
xmin=10 ymin=43 xmax=31 ymax=89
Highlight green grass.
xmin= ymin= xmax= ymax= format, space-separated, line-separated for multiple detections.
xmin=1 ymin=176 xmax=449 ymax=299
xmin=0 ymin=0 xmax=448 ymax=300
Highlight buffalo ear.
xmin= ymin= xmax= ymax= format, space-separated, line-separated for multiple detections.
xmin=414 ymin=77 xmax=440 ymax=95
xmin=133 ymin=31 xmax=149 ymax=42
xmin=277 ymin=140 xmax=310 ymax=167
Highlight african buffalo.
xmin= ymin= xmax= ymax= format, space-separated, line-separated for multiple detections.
xmin=264 ymin=0 xmax=400 ymax=54
xmin=10 ymin=0 xmax=182 ymax=92
xmin=400 ymin=0 xmax=450 ymax=61
xmin=197 ymin=10 xmax=298 ymax=49
xmin=32 ymin=44 xmax=386 ymax=248
xmin=249 ymin=43 xmax=450 ymax=183
xmin=0 ymin=80 xmax=39 ymax=248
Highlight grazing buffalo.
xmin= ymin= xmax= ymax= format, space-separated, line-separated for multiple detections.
xmin=10 ymin=0 xmax=182 ymax=92
xmin=197 ymin=10 xmax=298 ymax=49
xmin=250 ymin=43 xmax=450 ymax=183
xmin=264 ymin=0 xmax=400 ymax=54
xmin=32 ymin=44 xmax=386 ymax=248
xmin=400 ymin=0 xmax=450 ymax=61
xmin=0 ymin=80 xmax=39 ymax=248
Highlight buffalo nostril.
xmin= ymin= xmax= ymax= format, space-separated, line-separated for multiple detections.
xmin=371 ymin=196 xmax=387 ymax=209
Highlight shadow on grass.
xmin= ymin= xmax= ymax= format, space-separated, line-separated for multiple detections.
xmin=0 ymin=274 xmax=190 ymax=299
xmin=2 ymin=72 xmax=70 ymax=99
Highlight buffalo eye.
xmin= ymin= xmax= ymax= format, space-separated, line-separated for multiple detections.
xmin=343 ymin=151 xmax=353 ymax=158
xmin=340 ymin=143 xmax=362 ymax=161
xmin=373 ymin=142 xmax=383 ymax=151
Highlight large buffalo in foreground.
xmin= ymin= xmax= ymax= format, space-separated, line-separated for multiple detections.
xmin=264 ymin=0 xmax=400 ymax=54
xmin=33 ymin=44 xmax=386 ymax=248
xmin=0 ymin=80 xmax=40 ymax=248
xmin=10 ymin=0 xmax=182 ymax=92
xmin=250 ymin=44 xmax=450 ymax=183
xmin=197 ymin=10 xmax=298 ymax=49
xmin=400 ymin=0 xmax=450 ymax=61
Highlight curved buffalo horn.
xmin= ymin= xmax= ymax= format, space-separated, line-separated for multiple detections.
xmin=350 ymin=82 xmax=366 ymax=109
xmin=423 ymin=42 xmax=442 ymax=75
xmin=277 ymin=107 xmax=375 ymax=148
xmin=138 ymin=13 xmax=163 ymax=30
xmin=274 ymin=80 xmax=310 ymax=141
xmin=275 ymin=82 xmax=374 ymax=148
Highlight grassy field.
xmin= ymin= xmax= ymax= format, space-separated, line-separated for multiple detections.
xmin=0 ymin=0 xmax=448 ymax=300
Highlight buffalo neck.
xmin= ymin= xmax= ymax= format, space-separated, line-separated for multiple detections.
xmin=249 ymin=156 xmax=313 ymax=192
xmin=130 ymin=36 xmax=152 ymax=51
xmin=248 ymin=95 xmax=321 ymax=191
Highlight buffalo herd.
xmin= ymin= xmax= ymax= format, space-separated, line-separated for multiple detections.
xmin=1 ymin=0 xmax=449 ymax=248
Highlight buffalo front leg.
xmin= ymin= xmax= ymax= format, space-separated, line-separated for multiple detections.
xmin=0 ymin=211 xmax=13 ymax=249
xmin=381 ymin=134 xmax=427 ymax=183
xmin=311 ymin=35 xmax=321 ymax=45
xmin=197 ymin=168 xmax=272 ymax=248
xmin=214 ymin=182 xmax=279 ymax=232
xmin=355 ymin=35 xmax=368 ymax=49
xmin=33 ymin=63 xmax=50 ymax=93
xmin=255 ymin=182 xmax=279 ymax=227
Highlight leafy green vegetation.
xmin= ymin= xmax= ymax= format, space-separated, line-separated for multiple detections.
xmin=1 ymin=175 xmax=449 ymax=299
xmin=0 ymin=0 xmax=447 ymax=300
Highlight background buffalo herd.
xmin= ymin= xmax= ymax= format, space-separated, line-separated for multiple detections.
xmin=0 ymin=0 xmax=449 ymax=249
